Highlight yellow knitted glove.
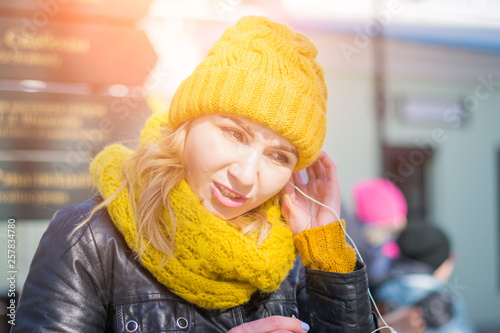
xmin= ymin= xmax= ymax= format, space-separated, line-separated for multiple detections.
xmin=293 ymin=220 xmax=356 ymax=273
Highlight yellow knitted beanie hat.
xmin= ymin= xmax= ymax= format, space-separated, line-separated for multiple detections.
xmin=166 ymin=16 xmax=328 ymax=171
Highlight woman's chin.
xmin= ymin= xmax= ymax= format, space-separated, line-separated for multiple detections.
xmin=204 ymin=201 xmax=253 ymax=221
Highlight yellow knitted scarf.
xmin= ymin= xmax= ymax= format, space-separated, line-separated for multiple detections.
xmin=90 ymin=144 xmax=297 ymax=310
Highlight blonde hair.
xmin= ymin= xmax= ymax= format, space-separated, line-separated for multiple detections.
xmin=72 ymin=119 xmax=273 ymax=258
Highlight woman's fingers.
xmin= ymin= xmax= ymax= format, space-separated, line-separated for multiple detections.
xmin=316 ymin=151 xmax=336 ymax=181
xmin=305 ymin=151 xmax=333 ymax=183
xmin=317 ymin=152 xmax=340 ymax=195
xmin=313 ymin=155 xmax=327 ymax=181
xmin=305 ymin=162 xmax=317 ymax=182
xmin=283 ymin=151 xmax=343 ymax=231
xmin=227 ymin=316 xmax=309 ymax=333
xmin=292 ymin=171 xmax=303 ymax=186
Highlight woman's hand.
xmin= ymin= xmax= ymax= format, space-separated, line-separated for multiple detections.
xmin=281 ymin=151 xmax=341 ymax=236
xmin=227 ymin=316 xmax=309 ymax=333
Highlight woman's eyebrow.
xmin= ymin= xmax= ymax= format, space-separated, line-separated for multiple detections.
xmin=222 ymin=115 xmax=298 ymax=158
xmin=275 ymin=145 xmax=299 ymax=159
xmin=222 ymin=115 xmax=255 ymax=139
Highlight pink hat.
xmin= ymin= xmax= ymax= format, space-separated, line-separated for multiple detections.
xmin=352 ymin=178 xmax=407 ymax=227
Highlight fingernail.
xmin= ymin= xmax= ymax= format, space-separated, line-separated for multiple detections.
xmin=301 ymin=321 xmax=310 ymax=331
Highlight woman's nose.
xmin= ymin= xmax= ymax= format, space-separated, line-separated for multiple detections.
xmin=228 ymin=150 xmax=259 ymax=187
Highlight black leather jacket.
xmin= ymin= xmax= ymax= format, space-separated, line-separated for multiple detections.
xmin=14 ymin=198 xmax=377 ymax=332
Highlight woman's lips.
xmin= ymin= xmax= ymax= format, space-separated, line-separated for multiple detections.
xmin=212 ymin=182 xmax=247 ymax=208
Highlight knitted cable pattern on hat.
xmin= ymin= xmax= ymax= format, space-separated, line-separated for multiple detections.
xmin=90 ymin=144 xmax=297 ymax=310
xmin=152 ymin=16 xmax=327 ymax=171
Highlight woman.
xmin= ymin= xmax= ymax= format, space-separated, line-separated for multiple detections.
xmin=14 ymin=16 xmax=377 ymax=332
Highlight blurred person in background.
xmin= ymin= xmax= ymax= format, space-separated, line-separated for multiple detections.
xmin=374 ymin=223 xmax=476 ymax=333
xmin=351 ymin=178 xmax=408 ymax=288
xmin=349 ymin=178 xmax=427 ymax=332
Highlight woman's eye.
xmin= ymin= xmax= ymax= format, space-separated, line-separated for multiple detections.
xmin=224 ymin=129 xmax=245 ymax=143
xmin=232 ymin=131 xmax=243 ymax=141
xmin=270 ymin=152 xmax=289 ymax=164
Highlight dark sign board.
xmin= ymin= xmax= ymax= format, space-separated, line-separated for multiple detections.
xmin=0 ymin=17 xmax=158 ymax=85
xmin=0 ymin=159 xmax=93 ymax=220
xmin=0 ymin=0 xmax=153 ymax=24
xmin=0 ymin=90 xmax=151 ymax=151
xmin=0 ymin=90 xmax=152 ymax=219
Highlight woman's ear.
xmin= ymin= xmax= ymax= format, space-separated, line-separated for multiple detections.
xmin=280 ymin=182 xmax=293 ymax=214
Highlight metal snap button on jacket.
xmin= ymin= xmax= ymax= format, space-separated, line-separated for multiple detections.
xmin=125 ymin=320 xmax=138 ymax=332
xmin=176 ymin=317 xmax=188 ymax=329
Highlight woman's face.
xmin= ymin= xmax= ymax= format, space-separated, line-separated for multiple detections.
xmin=183 ymin=114 xmax=298 ymax=220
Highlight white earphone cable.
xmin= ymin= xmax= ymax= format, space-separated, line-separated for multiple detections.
xmin=288 ymin=182 xmax=396 ymax=333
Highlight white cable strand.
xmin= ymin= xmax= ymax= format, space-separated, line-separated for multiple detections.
xmin=289 ymin=182 xmax=397 ymax=333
